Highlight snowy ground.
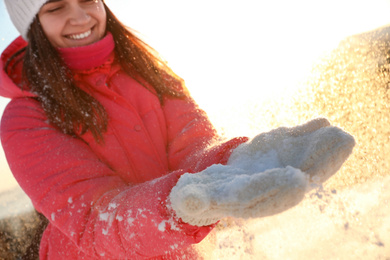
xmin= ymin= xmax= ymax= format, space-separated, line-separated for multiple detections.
xmin=201 ymin=175 xmax=390 ymax=259
xmin=1 ymin=0 xmax=390 ymax=259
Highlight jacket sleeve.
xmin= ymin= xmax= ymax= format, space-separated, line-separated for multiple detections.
xmin=163 ymin=96 xmax=248 ymax=172
xmin=0 ymin=98 xmax=213 ymax=259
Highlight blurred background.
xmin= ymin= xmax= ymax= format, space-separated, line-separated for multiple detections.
xmin=1 ymin=0 xmax=390 ymax=259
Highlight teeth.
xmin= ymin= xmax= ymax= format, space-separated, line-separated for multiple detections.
xmin=68 ymin=30 xmax=92 ymax=40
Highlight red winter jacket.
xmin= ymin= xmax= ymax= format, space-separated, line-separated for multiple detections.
xmin=0 ymin=33 xmax=247 ymax=259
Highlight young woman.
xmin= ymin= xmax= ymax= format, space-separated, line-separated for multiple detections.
xmin=0 ymin=0 xmax=355 ymax=259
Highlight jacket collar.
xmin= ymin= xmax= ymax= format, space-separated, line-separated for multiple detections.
xmin=0 ymin=33 xmax=115 ymax=99
xmin=57 ymin=32 xmax=115 ymax=71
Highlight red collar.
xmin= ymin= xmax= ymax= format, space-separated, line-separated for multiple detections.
xmin=57 ymin=32 xmax=115 ymax=71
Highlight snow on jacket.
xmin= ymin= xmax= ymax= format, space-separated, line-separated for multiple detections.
xmin=0 ymin=33 xmax=248 ymax=259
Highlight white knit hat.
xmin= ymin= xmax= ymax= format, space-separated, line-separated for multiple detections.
xmin=4 ymin=0 xmax=48 ymax=40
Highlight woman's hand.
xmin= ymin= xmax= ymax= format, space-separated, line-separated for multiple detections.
xmin=228 ymin=118 xmax=356 ymax=184
xmin=168 ymin=118 xmax=355 ymax=227
xmin=169 ymin=165 xmax=307 ymax=226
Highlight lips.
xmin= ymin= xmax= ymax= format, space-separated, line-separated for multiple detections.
xmin=66 ymin=29 xmax=92 ymax=40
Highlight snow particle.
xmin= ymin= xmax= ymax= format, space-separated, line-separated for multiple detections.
xmin=158 ymin=221 xmax=167 ymax=232
xmin=127 ymin=217 xmax=135 ymax=226
xmin=108 ymin=203 xmax=118 ymax=210
xmin=99 ymin=212 xmax=109 ymax=222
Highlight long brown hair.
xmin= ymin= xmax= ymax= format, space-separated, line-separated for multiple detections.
xmin=20 ymin=2 xmax=188 ymax=142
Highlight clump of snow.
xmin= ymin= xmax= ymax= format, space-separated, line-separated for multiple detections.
xmin=158 ymin=221 xmax=167 ymax=232
xmin=108 ymin=203 xmax=118 ymax=210
xmin=98 ymin=207 xmax=119 ymax=236
xmin=99 ymin=212 xmax=110 ymax=222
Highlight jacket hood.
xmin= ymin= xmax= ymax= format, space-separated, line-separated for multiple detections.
xmin=0 ymin=36 xmax=36 ymax=99
xmin=0 ymin=36 xmax=35 ymax=98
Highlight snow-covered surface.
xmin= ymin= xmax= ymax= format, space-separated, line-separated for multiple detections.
xmin=0 ymin=188 xmax=34 ymax=219
xmin=197 ymin=175 xmax=390 ymax=259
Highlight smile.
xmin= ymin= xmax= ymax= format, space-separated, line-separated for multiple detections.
xmin=66 ymin=30 xmax=92 ymax=40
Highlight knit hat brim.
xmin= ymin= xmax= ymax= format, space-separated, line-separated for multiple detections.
xmin=4 ymin=0 xmax=48 ymax=40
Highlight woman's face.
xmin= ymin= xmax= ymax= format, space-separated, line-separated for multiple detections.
xmin=38 ymin=0 xmax=106 ymax=48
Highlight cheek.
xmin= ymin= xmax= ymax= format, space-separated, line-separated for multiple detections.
xmin=39 ymin=17 xmax=63 ymax=45
xmin=40 ymin=22 xmax=55 ymax=42
xmin=96 ymin=9 xmax=107 ymax=36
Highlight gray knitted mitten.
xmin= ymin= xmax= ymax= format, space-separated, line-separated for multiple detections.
xmin=169 ymin=165 xmax=307 ymax=226
xmin=169 ymin=118 xmax=355 ymax=226
xmin=228 ymin=118 xmax=356 ymax=184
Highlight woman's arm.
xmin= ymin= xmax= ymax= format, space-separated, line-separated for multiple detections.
xmin=0 ymin=97 xmax=213 ymax=258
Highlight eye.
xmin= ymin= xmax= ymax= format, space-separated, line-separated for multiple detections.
xmin=42 ymin=4 xmax=64 ymax=13
xmin=47 ymin=6 xmax=62 ymax=13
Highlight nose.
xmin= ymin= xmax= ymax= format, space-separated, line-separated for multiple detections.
xmin=68 ymin=6 xmax=91 ymax=25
